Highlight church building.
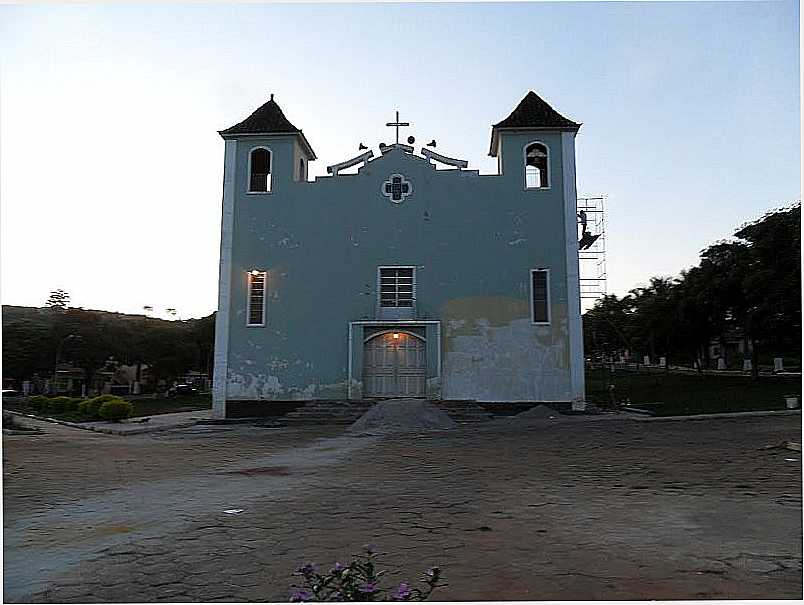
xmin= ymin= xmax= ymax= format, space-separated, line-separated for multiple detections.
xmin=212 ymin=91 xmax=585 ymax=418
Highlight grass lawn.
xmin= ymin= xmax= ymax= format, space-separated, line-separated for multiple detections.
xmin=586 ymin=368 xmax=801 ymax=416
xmin=129 ymin=394 xmax=212 ymax=417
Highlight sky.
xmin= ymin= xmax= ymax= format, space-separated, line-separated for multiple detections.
xmin=1 ymin=1 xmax=800 ymax=320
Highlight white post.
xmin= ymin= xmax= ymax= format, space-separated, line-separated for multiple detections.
xmin=717 ymin=357 xmax=726 ymax=370
xmin=571 ymin=400 xmax=586 ymax=412
xmin=742 ymin=358 xmax=752 ymax=372
xmin=643 ymin=355 xmax=650 ymax=366
xmin=659 ymin=356 xmax=667 ymax=368
xmin=774 ymin=357 xmax=784 ymax=373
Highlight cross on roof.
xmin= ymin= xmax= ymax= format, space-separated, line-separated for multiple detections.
xmin=385 ymin=110 xmax=410 ymax=145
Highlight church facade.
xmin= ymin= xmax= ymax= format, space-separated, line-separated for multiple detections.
xmin=212 ymin=91 xmax=585 ymax=418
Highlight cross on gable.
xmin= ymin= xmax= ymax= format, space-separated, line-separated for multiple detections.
xmin=385 ymin=110 xmax=410 ymax=145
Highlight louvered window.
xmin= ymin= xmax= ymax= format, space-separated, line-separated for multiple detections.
xmin=531 ymin=269 xmax=550 ymax=323
xmin=247 ymin=271 xmax=267 ymax=326
xmin=379 ymin=267 xmax=415 ymax=308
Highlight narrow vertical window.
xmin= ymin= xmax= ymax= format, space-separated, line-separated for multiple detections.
xmin=379 ymin=267 xmax=415 ymax=308
xmin=247 ymin=271 xmax=267 ymax=326
xmin=299 ymin=158 xmax=306 ymax=182
xmin=531 ymin=269 xmax=550 ymax=323
xmin=249 ymin=148 xmax=271 ymax=192
xmin=525 ymin=143 xmax=549 ymax=189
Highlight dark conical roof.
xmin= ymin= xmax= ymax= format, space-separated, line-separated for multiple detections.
xmin=219 ymin=94 xmax=316 ymax=159
xmin=489 ymin=91 xmax=580 ymax=156
xmin=493 ymin=91 xmax=580 ymax=130
xmin=219 ymin=95 xmax=301 ymax=136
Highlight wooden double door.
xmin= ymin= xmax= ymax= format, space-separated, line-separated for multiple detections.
xmin=362 ymin=331 xmax=426 ymax=398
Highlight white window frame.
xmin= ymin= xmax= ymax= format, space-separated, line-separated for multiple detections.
xmin=246 ymin=270 xmax=267 ymax=327
xmin=247 ymin=146 xmax=272 ymax=194
xmin=530 ymin=268 xmax=551 ymax=325
xmin=377 ymin=265 xmax=417 ymax=319
xmin=523 ymin=141 xmax=550 ymax=190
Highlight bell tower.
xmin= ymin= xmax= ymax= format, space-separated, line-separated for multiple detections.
xmin=218 ymin=94 xmax=316 ymax=193
xmin=489 ymin=91 xmax=586 ymax=406
xmin=488 ymin=90 xmax=580 ymax=185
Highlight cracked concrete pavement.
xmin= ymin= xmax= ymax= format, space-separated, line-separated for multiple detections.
xmin=3 ymin=412 xmax=801 ymax=601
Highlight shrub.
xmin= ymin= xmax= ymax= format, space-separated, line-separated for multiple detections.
xmin=52 ymin=397 xmax=83 ymax=413
xmin=289 ymin=545 xmax=443 ymax=602
xmin=46 ymin=396 xmax=73 ymax=414
xmin=98 ymin=399 xmax=134 ymax=422
xmin=28 ymin=395 xmax=49 ymax=411
xmin=83 ymin=395 xmax=120 ymax=418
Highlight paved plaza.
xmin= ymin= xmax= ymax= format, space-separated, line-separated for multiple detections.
xmin=3 ymin=412 xmax=802 ymax=602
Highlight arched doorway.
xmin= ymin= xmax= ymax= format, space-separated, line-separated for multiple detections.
xmin=362 ymin=331 xmax=426 ymax=398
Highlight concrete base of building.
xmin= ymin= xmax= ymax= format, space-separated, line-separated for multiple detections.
xmin=223 ymin=399 xmax=578 ymax=419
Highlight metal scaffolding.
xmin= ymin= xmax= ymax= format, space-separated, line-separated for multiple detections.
xmin=577 ymin=195 xmax=607 ymax=311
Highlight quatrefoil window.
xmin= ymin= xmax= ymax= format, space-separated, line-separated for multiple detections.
xmin=382 ymin=174 xmax=413 ymax=204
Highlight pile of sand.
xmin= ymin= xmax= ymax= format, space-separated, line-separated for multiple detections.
xmin=496 ymin=404 xmax=561 ymax=423
xmin=349 ymin=399 xmax=456 ymax=435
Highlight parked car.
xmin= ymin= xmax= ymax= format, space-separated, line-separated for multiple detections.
xmin=167 ymin=384 xmax=198 ymax=397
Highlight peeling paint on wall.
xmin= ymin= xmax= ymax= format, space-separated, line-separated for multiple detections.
xmin=226 ymin=372 xmax=284 ymax=399
xmin=440 ymin=297 xmax=571 ymax=401
xmin=226 ymin=373 xmax=349 ymax=401
xmin=441 ymin=297 xmax=530 ymax=331
xmin=442 ymin=314 xmax=571 ymax=402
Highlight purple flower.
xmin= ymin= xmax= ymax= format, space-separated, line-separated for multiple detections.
xmin=364 ymin=543 xmax=377 ymax=554
xmin=392 ymin=582 xmax=411 ymax=600
xmin=290 ymin=589 xmax=313 ymax=602
xmin=297 ymin=562 xmax=319 ymax=576
xmin=358 ymin=581 xmax=379 ymax=594
xmin=331 ymin=562 xmax=345 ymax=573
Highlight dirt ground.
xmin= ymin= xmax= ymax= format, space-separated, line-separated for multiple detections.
xmin=2 ymin=412 xmax=802 ymax=602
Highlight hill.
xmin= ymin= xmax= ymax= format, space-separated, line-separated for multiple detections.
xmin=2 ymin=305 xmax=215 ymax=388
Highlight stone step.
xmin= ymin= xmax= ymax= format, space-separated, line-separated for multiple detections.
xmin=281 ymin=400 xmax=496 ymax=426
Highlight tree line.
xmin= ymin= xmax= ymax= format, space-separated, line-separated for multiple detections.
xmin=583 ymin=203 xmax=801 ymax=371
xmin=2 ymin=299 xmax=215 ymax=389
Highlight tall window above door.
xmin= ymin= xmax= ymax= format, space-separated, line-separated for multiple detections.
xmin=379 ymin=267 xmax=415 ymax=308
xmin=249 ymin=148 xmax=272 ymax=192
xmin=524 ymin=142 xmax=549 ymax=189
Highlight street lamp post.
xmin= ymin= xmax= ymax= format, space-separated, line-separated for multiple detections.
xmin=52 ymin=334 xmax=78 ymax=395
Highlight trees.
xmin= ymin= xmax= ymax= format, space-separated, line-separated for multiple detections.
xmin=583 ymin=203 xmax=801 ymax=370
xmin=46 ymin=289 xmax=70 ymax=310
xmin=2 ymin=305 xmax=216 ymax=390
xmin=734 ymin=204 xmax=801 ymax=363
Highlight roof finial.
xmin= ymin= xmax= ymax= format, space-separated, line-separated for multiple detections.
xmin=270 ymin=93 xmax=274 ymax=101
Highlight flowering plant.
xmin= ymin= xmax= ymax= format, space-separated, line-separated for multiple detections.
xmin=289 ymin=545 xmax=443 ymax=602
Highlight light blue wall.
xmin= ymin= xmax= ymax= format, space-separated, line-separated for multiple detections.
xmin=221 ymin=130 xmax=579 ymax=404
